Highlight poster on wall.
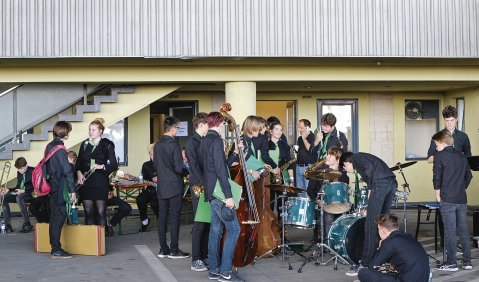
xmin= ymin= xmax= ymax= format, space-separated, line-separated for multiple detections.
xmin=176 ymin=121 xmax=188 ymax=137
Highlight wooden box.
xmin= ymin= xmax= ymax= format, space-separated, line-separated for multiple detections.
xmin=34 ymin=223 xmax=105 ymax=256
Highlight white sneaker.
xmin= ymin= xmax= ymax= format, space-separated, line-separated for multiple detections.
xmin=191 ymin=260 xmax=208 ymax=272
xmin=436 ymin=264 xmax=459 ymax=272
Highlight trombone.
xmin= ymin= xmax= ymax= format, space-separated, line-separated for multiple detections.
xmin=0 ymin=162 xmax=12 ymax=218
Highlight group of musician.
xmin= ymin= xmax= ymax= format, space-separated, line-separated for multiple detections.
xmin=0 ymin=104 xmax=474 ymax=281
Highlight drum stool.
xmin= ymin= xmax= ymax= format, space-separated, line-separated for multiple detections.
xmin=415 ymin=203 xmax=440 ymax=253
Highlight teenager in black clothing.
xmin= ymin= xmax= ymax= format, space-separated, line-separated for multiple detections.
xmin=268 ymin=122 xmax=295 ymax=213
xmin=432 ymin=130 xmax=473 ymax=271
xmin=1 ymin=157 xmax=34 ymax=232
xmin=76 ymin=118 xmax=118 ymax=226
xmin=358 ymin=214 xmax=430 ymax=282
xmin=136 ymin=144 xmax=159 ymax=232
xmin=427 ymin=105 xmax=471 ymax=163
xmin=340 ymin=152 xmax=397 ymax=276
xmin=308 ymin=147 xmax=349 ymax=241
xmin=47 ymin=121 xmax=76 ymax=259
xmin=155 ymin=116 xmax=190 ymax=259
xmin=426 ymin=105 xmax=471 ymax=249
xmin=185 ymin=112 xmax=210 ymax=272
xmin=202 ymin=112 xmax=248 ymax=282
xmin=252 ymin=117 xmax=276 ymax=169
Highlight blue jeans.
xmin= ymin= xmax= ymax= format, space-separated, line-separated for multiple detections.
xmin=439 ymin=201 xmax=471 ymax=265
xmin=208 ymin=199 xmax=240 ymax=274
xmin=295 ymin=165 xmax=311 ymax=191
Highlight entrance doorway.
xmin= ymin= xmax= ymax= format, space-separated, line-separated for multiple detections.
xmin=256 ymin=100 xmax=297 ymax=144
xmin=150 ymin=101 xmax=198 ymax=147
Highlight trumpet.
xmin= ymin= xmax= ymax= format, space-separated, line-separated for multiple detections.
xmin=0 ymin=162 xmax=12 ymax=218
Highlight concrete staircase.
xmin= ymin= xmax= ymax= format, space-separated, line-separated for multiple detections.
xmin=0 ymin=85 xmax=179 ymax=185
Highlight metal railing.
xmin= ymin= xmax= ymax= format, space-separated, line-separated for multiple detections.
xmin=0 ymin=84 xmax=109 ymax=152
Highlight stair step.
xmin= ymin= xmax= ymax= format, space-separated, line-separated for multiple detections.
xmin=76 ymin=104 xmax=100 ymax=113
xmin=0 ymin=86 xmax=136 ymax=161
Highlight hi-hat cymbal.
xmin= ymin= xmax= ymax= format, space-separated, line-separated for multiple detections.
xmin=305 ymin=169 xmax=342 ymax=181
xmin=390 ymin=161 xmax=417 ymax=171
xmin=265 ymin=184 xmax=303 ymax=194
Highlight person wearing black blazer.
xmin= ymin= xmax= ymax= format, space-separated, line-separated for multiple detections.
xmin=154 ymin=116 xmax=190 ymax=259
xmin=76 ymin=118 xmax=118 ymax=226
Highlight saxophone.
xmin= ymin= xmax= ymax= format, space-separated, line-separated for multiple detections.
xmin=304 ymin=129 xmax=344 ymax=179
xmin=191 ymin=184 xmax=204 ymax=198
xmin=303 ymin=158 xmax=326 ymax=179
xmin=271 ymin=157 xmax=297 ymax=184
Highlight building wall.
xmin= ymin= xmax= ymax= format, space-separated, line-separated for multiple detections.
xmin=2 ymin=0 xmax=478 ymax=58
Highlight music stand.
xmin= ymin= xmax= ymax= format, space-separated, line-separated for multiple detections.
xmin=467 ymin=156 xmax=479 ymax=171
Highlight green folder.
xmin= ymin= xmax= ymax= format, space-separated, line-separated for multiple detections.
xmin=282 ymin=169 xmax=292 ymax=184
xmin=213 ymin=179 xmax=242 ymax=209
xmin=194 ymin=179 xmax=243 ymax=223
xmin=246 ymin=156 xmax=264 ymax=171
xmin=194 ymin=192 xmax=211 ymax=223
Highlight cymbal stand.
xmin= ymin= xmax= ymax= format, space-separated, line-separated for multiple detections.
xmin=396 ymin=163 xmax=410 ymax=232
xmin=297 ymin=191 xmax=351 ymax=273
xmin=254 ymin=190 xmax=306 ymax=270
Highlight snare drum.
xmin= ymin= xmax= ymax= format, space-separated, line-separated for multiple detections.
xmin=322 ymin=182 xmax=351 ymax=214
xmin=328 ymin=214 xmax=366 ymax=265
xmin=285 ymin=197 xmax=316 ymax=229
xmin=354 ymin=188 xmax=369 ymax=209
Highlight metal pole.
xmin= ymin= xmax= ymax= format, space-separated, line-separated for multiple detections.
xmin=83 ymin=84 xmax=87 ymax=105
xmin=12 ymin=89 xmax=17 ymax=143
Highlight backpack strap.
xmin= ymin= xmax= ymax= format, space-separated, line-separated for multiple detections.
xmin=44 ymin=145 xmax=67 ymax=161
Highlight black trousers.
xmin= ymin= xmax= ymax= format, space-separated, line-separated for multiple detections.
xmin=191 ymin=193 xmax=210 ymax=261
xmin=106 ymin=196 xmax=132 ymax=227
xmin=158 ymin=194 xmax=183 ymax=253
xmin=136 ymin=188 xmax=159 ymax=221
xmin=29 ymin=196 xmax=50 ymax=223
xmin=358 ymin=267 xmax=399 ymax=282
xmin=49 ymin=193 xmax=66 ymax=252
xmin=362 ymin=178 xmax=397 ymax=266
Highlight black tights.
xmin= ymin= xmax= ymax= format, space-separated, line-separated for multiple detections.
xmin=83 ymin=200 xmax=106 ymax=226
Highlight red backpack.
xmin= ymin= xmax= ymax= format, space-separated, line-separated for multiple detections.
xmin=32 ymin=144 xmax=67 ymax=196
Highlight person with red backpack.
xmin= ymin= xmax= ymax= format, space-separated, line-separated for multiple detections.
xmin=46 ymin=121 xmax=76 ymax=259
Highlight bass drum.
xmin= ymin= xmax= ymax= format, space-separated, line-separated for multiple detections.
xmin=328 ymin=214 xmax=365 ymax=265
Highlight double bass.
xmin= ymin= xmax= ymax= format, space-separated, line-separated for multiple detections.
xmin=220 ymin=104 xmax=260 ymax=267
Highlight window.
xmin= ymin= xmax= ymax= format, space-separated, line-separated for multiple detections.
xmin=456 ymin=98 xmax=465 ymax=131
xmin=404 ymin=100 xmax=439 ymax=160
xmin=104 ymin=118 xmax=128 ymax=165
xmin=317 ymin=99 xmax=358 ymax=152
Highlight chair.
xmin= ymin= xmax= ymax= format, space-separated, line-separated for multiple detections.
xmin=415 ymin=203 xmax=440 ymax=253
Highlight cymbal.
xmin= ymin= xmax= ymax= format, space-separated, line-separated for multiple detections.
xmin=265 ymin=184 xmax=304 ymax=194
xmin=305 ymin=169 xmax=342 ymax=181
xmin=390 ymin=161 xmax=417 ymax=171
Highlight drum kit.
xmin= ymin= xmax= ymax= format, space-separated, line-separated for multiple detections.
xmin=259 ymin=161 xmax=418 ymax=272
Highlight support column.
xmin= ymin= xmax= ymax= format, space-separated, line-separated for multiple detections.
xmin=225 ymin=82 xmax=256 ymax=126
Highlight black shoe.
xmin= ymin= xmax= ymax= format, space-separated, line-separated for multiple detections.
xmin=51 ymin=249 xmax=73 ymax=259
xmin=157 ymin=249 xmax=170 ymax=258
xmin=105 ymin=225 xmax=114 ymax=237
xmin=218 ymin=272 xmax=244 ymax=282
xmin=18 ymin=223 xmax=33 ymax=233
xmin=208 ymin=271 xmax=220 ymax=280
xmin=168 ymin=250 xmax=191 ymax=259
xmin=139 ymin=218 xmax=150 ymax=233
xmin=5 ymin=224 xmax=13 ymax=233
